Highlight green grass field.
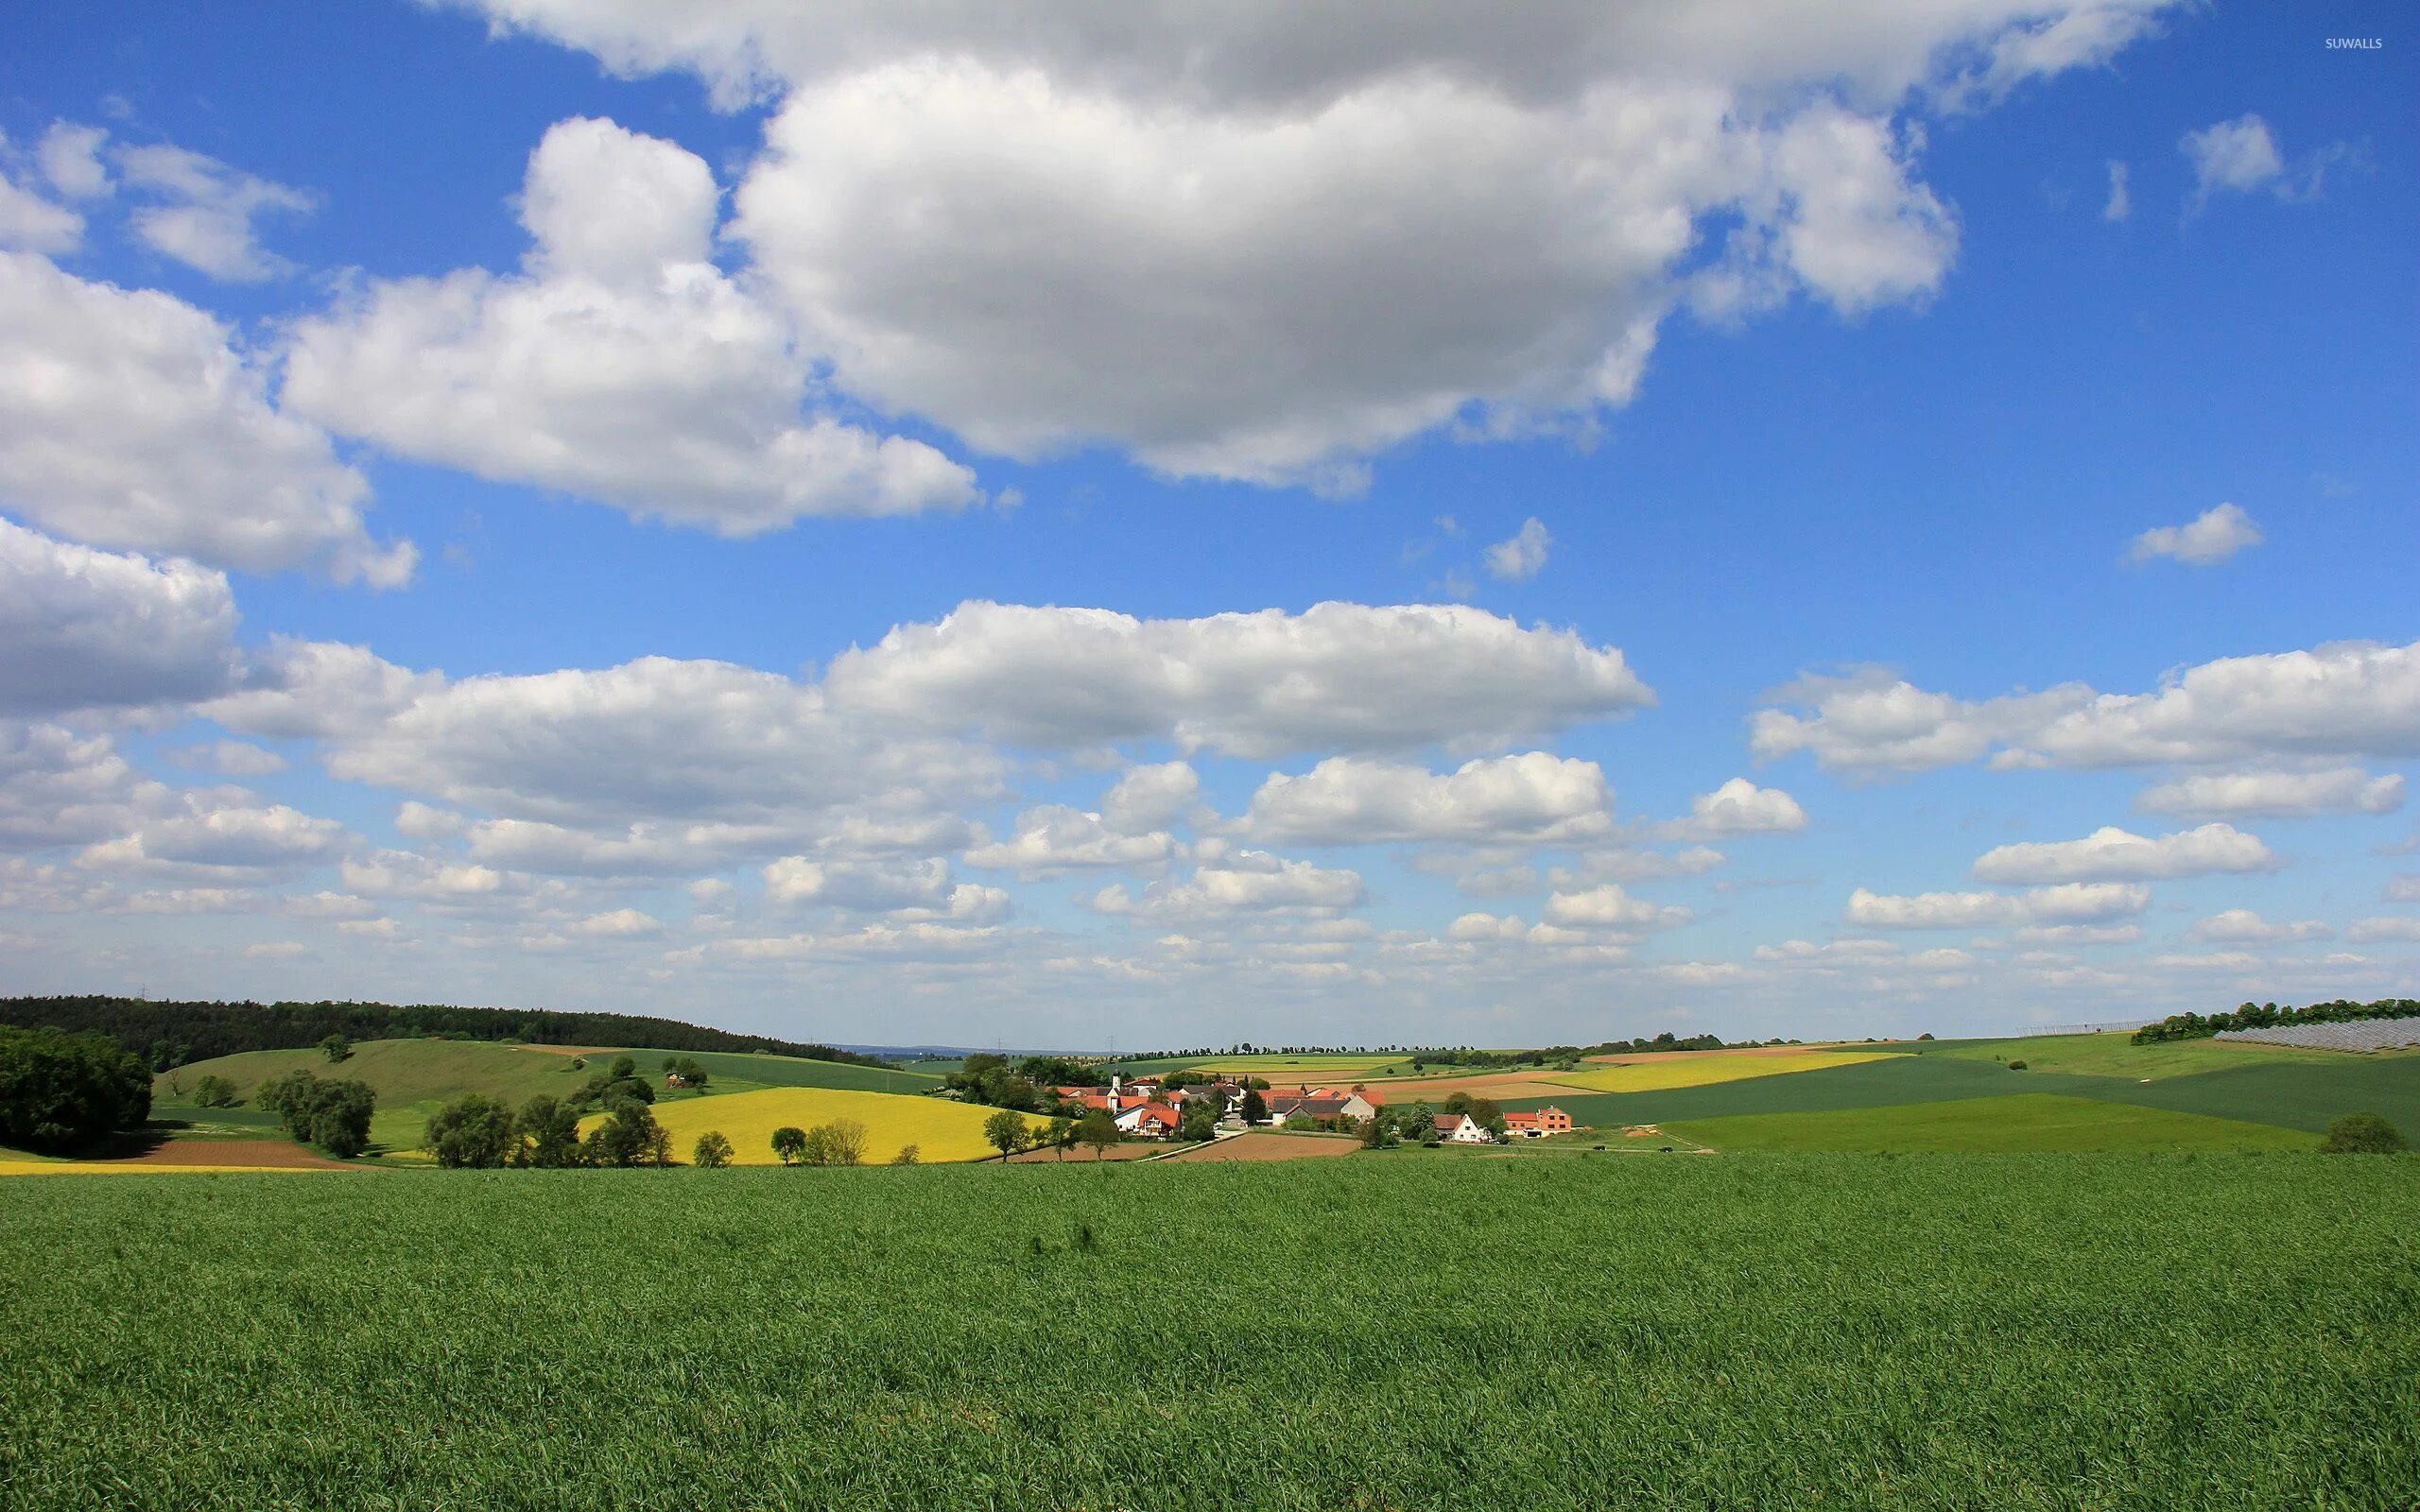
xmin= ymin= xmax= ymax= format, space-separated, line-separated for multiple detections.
xmin=1921 ymin=1032 xmax=2352 ymax=1079
xmin=566 ymin=1046 xmax=943 ymax=1096
xmin=2 ymin=1158 xmax=2413 ymax=1510
xmin=1668 ymin=1093 xmax=2319 ymax=1153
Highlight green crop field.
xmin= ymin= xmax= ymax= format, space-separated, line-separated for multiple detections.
xmin=1667 ymin=1093 xmax=2319 ymax=1153
xmin=568 ymin=1046 xmax=943 ymax=1096
xmin=1921 ymin=1032 xmax=2351 ymax=1080
xmin=3 ymin=1158 xmax=2413 ymax=1511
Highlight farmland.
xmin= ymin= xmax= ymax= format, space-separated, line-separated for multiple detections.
xmin=1547 ymin=1047 xmax=1896 ymax=1093
xmin=631 ymin=1086 xmax=1046 ymax=1165
xmin=1666 ymin=1093 xmax=2320 ymax=1153
xmin=4 ymin=1158 xmax=2415 ymax=1510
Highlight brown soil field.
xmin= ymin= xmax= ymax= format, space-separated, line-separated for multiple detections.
xmin=1167 ymin=1132 xmax=1363 ymax=1162
xmin=1005 ymin=1142 xmax=1162 ymax=1163
xmin=133 ymin=1140 xmax=361 ymax=1170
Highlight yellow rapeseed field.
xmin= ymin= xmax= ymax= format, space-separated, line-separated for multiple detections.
xmin=634 ymin=1087 xmax=1049 ymax=1165
xmin=1550 ymin=1050 xmax=1897 ymax=1094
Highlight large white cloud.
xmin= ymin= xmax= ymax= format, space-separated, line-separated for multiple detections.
xmin=1656 ymin=777 xmax=1806 ymax=839
xmin=447 ymin=1 xmax=2167 ymax=487
xmin=0 ymin=250 xmax=412 ymax=583
xmin=1240 ymin=752 xmax=1611 ymax=846
xmin=763 ymin=853 xmax=1008 ymax=922
xmin=283 ymin=116 xmax=979 ymax=532
xmin=962 ymin=806 xmax=1177 ymax=880
xmin=1541 ymin=882 xmax=1693 ymax=933
xmin=1845 ymin=882 xmax=2150 ymax=929
xmin=78 ymin=792 xmax=350 ymax=878
xmin=823 ymin=600 xmax=1651 ymax=756
xmin=0 ymin=723 xmax=169 ymax=851
xmin=1970 ymin=823 xmax=2274 ymax=884
xmin=1088 ymin=849 xmax=1364 ymax=922
xmin=0 ymin=519 xmax=237 ymax=715
xmin=2135 ymin=767 xmax=2404 ymax=819
xmin=1754 ymin=639 xmax=2420 ymax=771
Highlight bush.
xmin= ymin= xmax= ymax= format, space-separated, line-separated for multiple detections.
xmin=890 ymin=1143 xmax=920 ymax=1166
xmin=423 ymin=1094 xmax=515 ymax=1168
xmin=256 ymin=1071 xmax=376 ymax=1158
xmin=2007 ymin=1060 xmax=2029 ymax=1072
xmin=2319 ymin=1112 xmax=2407 ymax=1155
xmin=0 ymin=1026 xmax=152 ymax=1153
xmin=192 ymin=1074 xmax=240 ymax=1108
xmin=692 ymin=1131 xmax=734 ymax=1169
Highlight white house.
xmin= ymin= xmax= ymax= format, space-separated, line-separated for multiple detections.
xmin=1431 ymin=1112 xmax=1495 ymax=1144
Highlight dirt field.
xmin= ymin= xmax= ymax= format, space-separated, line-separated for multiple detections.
xmin=1005 ymin=1142 xmax=1162 ymax=1163
xmin=130 ymin=1140 xmax=359 ymax=1170
xmin=1167 ymin=1132 xmax=1363 ymax=1162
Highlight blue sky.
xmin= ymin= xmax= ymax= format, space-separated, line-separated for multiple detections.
xmin=0 ymin=2 xmax=2411 ymax=1048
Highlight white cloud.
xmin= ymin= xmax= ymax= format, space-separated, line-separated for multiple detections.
xmin=427 ymin=3 xmax=2182 ymax=487
xmin=340 ymin=849 xmax=507 ymax=901
xmin=282 ymin=116 xmax=980 ymax=534
xmin=1659 ymin=777 xmax=1806 ymax=839
xmin=0 ymin=723 xmax=169 ymax=851
xmin=1240 ymin=752 xmax=1611 ymax=846
xmin=2344 ymin=917 xmax=2420 ymax=944
xmin=37 ymin=124 xmax=111 ymax=199
xmin=116 ymin=141 xmax=315 ymax=282
xmin=822 ymin=599 xmax=1651 ymax=757
xmin=1845 ymin=882 xmax=2149 ymax=929
xmin=0 ymin=150 xmax=80 ymax=253
xmin=2181 ymin=114 xmax=2283 ymax=202
xmin=2189 ymin=909 xmax=2330 ymax=944
xmin=2129 ymin=502 xmax=2260 ymax=565
xmin=0 ymin=250 xmax=413 ymax=583
xmin=1970 ymin=823 xmax=2274 ymax=884
xmin=763 ymin=853 xmax=1008 ymax=922
xmin=78 ymin=792 xmax=350 ymax=877
xmin=1754 ymin=639 xmax=2420 ymax=771
xmin=569 ymin=907 xmax=661 ymax=937
xmin=1088 ymin=850 xmax=1363 ymax=922
xmin=1541 ymin=882 xmax=1692 ymax=933
xmin=2102 ymin=159 xmax=2130 ymax=221
xmin=1099 ymin=761 xmax=1200 ymax=835
xmin=0 ymin=519 xmax=237 ymax=716
xmin=2009 ymin=922 xmax=2141 ymax=945
xmin=1482 ymin=518 xmax=1551 ymax=582
xmin=2136 ymin=767 xmax=2403 ymax=819
xmin=961 ymin=806 xmax=1175 ymax=880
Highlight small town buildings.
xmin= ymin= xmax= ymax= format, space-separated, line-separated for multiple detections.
xmin=1432 ymin=1113 xmax=1494 ymax=1144
xmin=1500 ymin=1106 xmax=1574 ymax=1139
xmin=1115 ymin=1101 xmax=1181 ymax=1138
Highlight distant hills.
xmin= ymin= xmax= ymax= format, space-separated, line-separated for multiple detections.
xmin=0 ymin=996 xmax=896 ymax=1070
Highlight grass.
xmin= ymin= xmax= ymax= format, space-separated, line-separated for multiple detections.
xmin=1668 ymin=1093 xmax=2320 ymax=1153
xmin=566 ymin=1046 xmax=944 ymax=1096
xmin=2 ymin=1158 xmax=2414 ymax=1509
xmin=2081 ymin=1057 xmax=2420 ymax=1135
xmin=155 ymin=1038 xmax=593 ymax=1150
xmin=629 ymin=1086 xmax=1047 ymax=1165
xmin=1924 ymin=1032 xmax=2350 ymax=1079
xmin=1547 ymin=1048 xmax=1898 ymax=1094
xmin=1503 ymin=1052 xmax=2066 ymax=1126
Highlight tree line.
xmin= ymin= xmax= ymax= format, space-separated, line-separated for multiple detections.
xmin=2132 ymin=998 xmax=2420 ymax=1044
xmin=0 ymin=996 xmax=896 ymax=1071
xmin=0 ymin=1026 xmax=151 ymax=1154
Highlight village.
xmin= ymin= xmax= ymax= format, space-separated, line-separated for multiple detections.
xmin=1048 ymin=1074 xmax=1579 ymax=1145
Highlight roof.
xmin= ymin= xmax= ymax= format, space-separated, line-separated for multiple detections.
xmin=1432 ymin=1113 xmax=1468 ymax=1131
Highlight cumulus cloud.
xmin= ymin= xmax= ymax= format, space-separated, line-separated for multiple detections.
xmin=1970 ymin=823 xmax=2274 ymax=884
xmin=2129 ymin=502 xmax=2260 ymax=565
xmin=1088 ymin=850 xmax=1364 ymax=922
xmin=1482 ymin=518 xmax=1551 ymax=582
xmin=37 ymin=124 xmax=111 ymax=199
xmin=0 ymin=723 xmax=171 ymax=851
xmin=1240 ymin=752 xmax=1611 ymax=846
xmin=1844 ymin=882 xmax=2150 ymax=929
xmin=2344 ymin=917 xmax=2420 ymax=944
xmin=1540 ymin=882 xmax=1692 ymax=933
xmin=78 ymin=791 xmax=350 ymax=878
xmin=116 ymin=141 xmax=315 ymax=282
xmin=1099 ymin=762 xmax=1201 ymax=835
xmin=764 ymin=853 xmax=1009 ymax=922
xmin=0 ymin=519 xmax=237 ymax=716
xmin=2181 ymin=114 xmax=2283 ymax=202
xmin=1656 ymin=777 xmax=1806 ymax=839
xmin=282 ymin=116 xmax=980 ymax=534
xmin=962 ymin=807 xmax=1175 ymax=880
xmin=823 ymin=600 xmax=1651 ymax=757
xmin=2189 ymin=909 xmax=2329 ymax=945
xmin=165 ymin=741 xmax=286 ymax=778
xmin=1754 ymin=639 xmax=2420 ymax=772
xmin=2136 ymin=766 xmax=2403 ymax=819
xmin=441 ymin=1 xmax=2166 ymax=486
xmin=0 ymin=138 xmax=80 ymax=253
xmin=0 ymin=250 xmax=413 ymax=583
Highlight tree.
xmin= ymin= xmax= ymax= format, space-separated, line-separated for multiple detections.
xmin=0 ymin=1025 xmax=152 ymax=1154
xmin=1240 ymin=1088 xmax=1268 ymax=1126
xmin=983 ymin=1107 xmax=1030 ymax=1161
xmin=319 ymin=1034 xmax=353 ymax=1064
xmin=254 ymin=1069 xmax=374 ymax=1158
xmin=423 ymin=1093 xmax=515 ymax=1168
xmin=770 ymin=1126 xmax=807 ymax=1164
xmin=2320 ymin=1112 xmax=2408 ymax=1154
xmin=583 ymin=1103 xmax=659 ymax=1167
xmin=515 ymin=1095 xmax=583 ymax=1167
xmin=692 ymin=1130 xmax=734 ymax=1168
xmin=890 ymin=1143 xmax=920 ymax=1166
xmin=610 ymin=1056 xmax=636 ymax=1081
xmin=192 ymin=1074 xmax=239 ymax=1108
xmin=1046 ymin=1116 xmax=1076 ymax=1160
xmin=804 ymin=1119 xmax=867 ymax=1167
xmin=1078 ymin=1109 xmax=1119 ymax=1159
